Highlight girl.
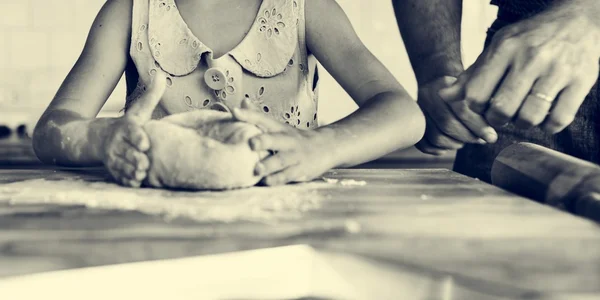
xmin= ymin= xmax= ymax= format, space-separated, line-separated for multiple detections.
xmin=33 ymin=0 xmax=425 ymax=187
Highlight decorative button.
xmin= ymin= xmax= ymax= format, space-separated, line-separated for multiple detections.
xmin=204 ymin=68 xmax=227 ymax=90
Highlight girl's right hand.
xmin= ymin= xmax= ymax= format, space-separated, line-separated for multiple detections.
xmin=102 ymin=117 xmax=151 ymax=187
xmin=102 ymin=73 xmax=167 ymax=187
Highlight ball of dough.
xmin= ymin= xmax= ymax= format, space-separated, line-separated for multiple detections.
xmin=142 ymin=110 xmax=267 ymax=190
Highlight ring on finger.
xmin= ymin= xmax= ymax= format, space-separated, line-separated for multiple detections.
xmin=529 ymin=92 xmax=555 ymax=103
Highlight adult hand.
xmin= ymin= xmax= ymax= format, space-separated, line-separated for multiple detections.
xmin=232 ymin=100 xmax=336 ymax=186
xmin=447 ymin=3 xmax=600 ymax=133
xmin=102 ymin=73 xmax=166 ymax=187
xmin=416 ymin=76 xmax=497 ymax=155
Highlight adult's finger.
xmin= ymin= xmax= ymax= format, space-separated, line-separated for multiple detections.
xmin=484 ymin=67 xmax=539 ymax=127
xmin=514 ymin=71 xmax=567 ymax=128
xmin=542 ymin=82 xmax=591 ymax=133
xmin=127 ymin=72 xmax=167 ymax=124
xmin=248 ymin=133 xmax=297 ymax=152
xmin=232 ymin=107 xmax=288 ymax=132
xmin=254 ymin=152 xmax=300 ymax=177
xmin=456 ymin=44 xmax=514 ymax=114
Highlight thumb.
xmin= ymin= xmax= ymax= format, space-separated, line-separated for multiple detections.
xmin=127 ymin=72 xmax=167 ymax=123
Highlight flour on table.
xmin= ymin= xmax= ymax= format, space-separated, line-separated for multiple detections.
xmin=322 ymin=177 xmax=367 ymax=186
xmin=0 ymin=179 xmax=330 ymax=224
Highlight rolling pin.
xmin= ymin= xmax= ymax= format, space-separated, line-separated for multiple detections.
xmin=492 ymin=142 xmax=600 ymax=222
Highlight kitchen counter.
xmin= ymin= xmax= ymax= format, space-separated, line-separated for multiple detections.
xmin=0 ymin=168 xmax=599 ymax=298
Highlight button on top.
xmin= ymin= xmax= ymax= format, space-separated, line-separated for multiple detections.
xmin=204 ymin=68 xmax=227 ymax=90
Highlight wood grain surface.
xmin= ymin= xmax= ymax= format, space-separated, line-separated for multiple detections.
xmin=0 ymin=168 xmax=599 ymax=298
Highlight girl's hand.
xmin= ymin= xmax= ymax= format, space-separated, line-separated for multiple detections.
xmin=102 ymin=73 xmax=167 ymax=187
xmin=232 ymin=104 xmax=336 ymax=186
xmin=102 ymin=118 xmax=150 ymax=187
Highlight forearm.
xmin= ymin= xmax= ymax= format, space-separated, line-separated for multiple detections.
xmin=33 ymin=109 xmax=115 ymax=167
xmin=318 ymin=90 xmax=425 ymax=168
xmin=392 ymin=0 xmax=464 ymax=84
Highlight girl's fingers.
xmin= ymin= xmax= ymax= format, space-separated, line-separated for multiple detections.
xmin=112 ymin=157 xmax=137 ymax=179
xmin=445 ymin=100 xmax=498 ymax=143
xmin=106 ymin=158 xmax=138 ymax=186
xmin=254 ymin=152 xmax=300 ymax=177
xmin=423 ymin=115 xmax=465 ymax=150
xmin=248 ymin=133 xmax=297 ymax=152
xmin=232 ymin=107 xmax=288 ymax=132
xmin=126 ymin=72 xmax=167 ymax=124
xmin=438 ymin=85 xmax=497 ymax=143
xmin=123 ymin=147 xmax=150 ymax=171
xmin=125 ymin=125 xmax=150 ymax=152
xmin=263 ymin=165 xmax=316 ymax=186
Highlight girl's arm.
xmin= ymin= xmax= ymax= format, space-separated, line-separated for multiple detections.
xmin=32 ymin=0 xmax=132 ymax=166
xmin=306 ymin=0 xmax=425 ymax=168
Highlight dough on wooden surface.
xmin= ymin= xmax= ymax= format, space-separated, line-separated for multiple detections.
xmin=142 ymin=110 xmax=267 ymax=190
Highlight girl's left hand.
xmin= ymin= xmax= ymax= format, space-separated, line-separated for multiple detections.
xmin=232 ymin=105 xmax=336 ymax=186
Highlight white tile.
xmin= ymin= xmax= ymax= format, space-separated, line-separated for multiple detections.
xmin=0 ymin=2 xmax=31 ymax=28
xmin=31 ymin=0 xmax=75 ymax=30
xmin=74 ymin=0 xmax=105 ymax=35
xmin=8 ymin=31 xmax=50 ymax=70
xmin=48 ymin=32 xmax=84 ymax=68
xmin=102 ymin=76 xmax=128 ymax=112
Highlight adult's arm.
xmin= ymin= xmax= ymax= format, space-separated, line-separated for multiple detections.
xmin=392 ymin=0 xmax=463 ymax=85
xmin=392 ymin=0 xmax=497 ymax=154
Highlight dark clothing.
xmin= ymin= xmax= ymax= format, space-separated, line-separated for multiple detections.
xmin=453 ymin=4 xmax=600 ymax=183
xmin=490 ymin=0 xmax=552 ymax=17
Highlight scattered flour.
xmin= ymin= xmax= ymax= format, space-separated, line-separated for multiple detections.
xmin=0 ymin=179 xmax=332 ymax=224
xmin=344 ymin=220 xmax=362 ymax=233
xmin=339 ymin=179 xmax=367 ymax=186
xmin=322 ymin=178 xmax=367 ymax=186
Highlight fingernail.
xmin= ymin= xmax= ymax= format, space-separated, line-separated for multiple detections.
xmin=476 ymin=138 xmax=486 ymax=144
xmin=254 ymin=163 xmax=264 ymax=176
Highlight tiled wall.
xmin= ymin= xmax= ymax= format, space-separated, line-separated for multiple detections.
xmin=0 ymin=1 xmax=496 ymax=133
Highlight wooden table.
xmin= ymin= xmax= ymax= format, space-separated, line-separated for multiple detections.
xmin=0 ymin=168 xmax=599 ymax=298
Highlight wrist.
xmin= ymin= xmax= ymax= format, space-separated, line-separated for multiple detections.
xmin=413 ymin=56 xmax=464 ymax=86
xmin=545 ymin=0 xmax=600 ymax=29
xmin=92 ymin=118 xmax=119 ymax=162
xmin=313 ymin=126 xmax=345 ymax=169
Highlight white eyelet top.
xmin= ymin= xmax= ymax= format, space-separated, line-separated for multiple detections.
xmin=126 ymin=0 xmax=320 ymax=129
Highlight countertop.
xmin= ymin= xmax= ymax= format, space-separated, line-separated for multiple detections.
xmin=0 ymin=168 xmax=599 ymax=298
